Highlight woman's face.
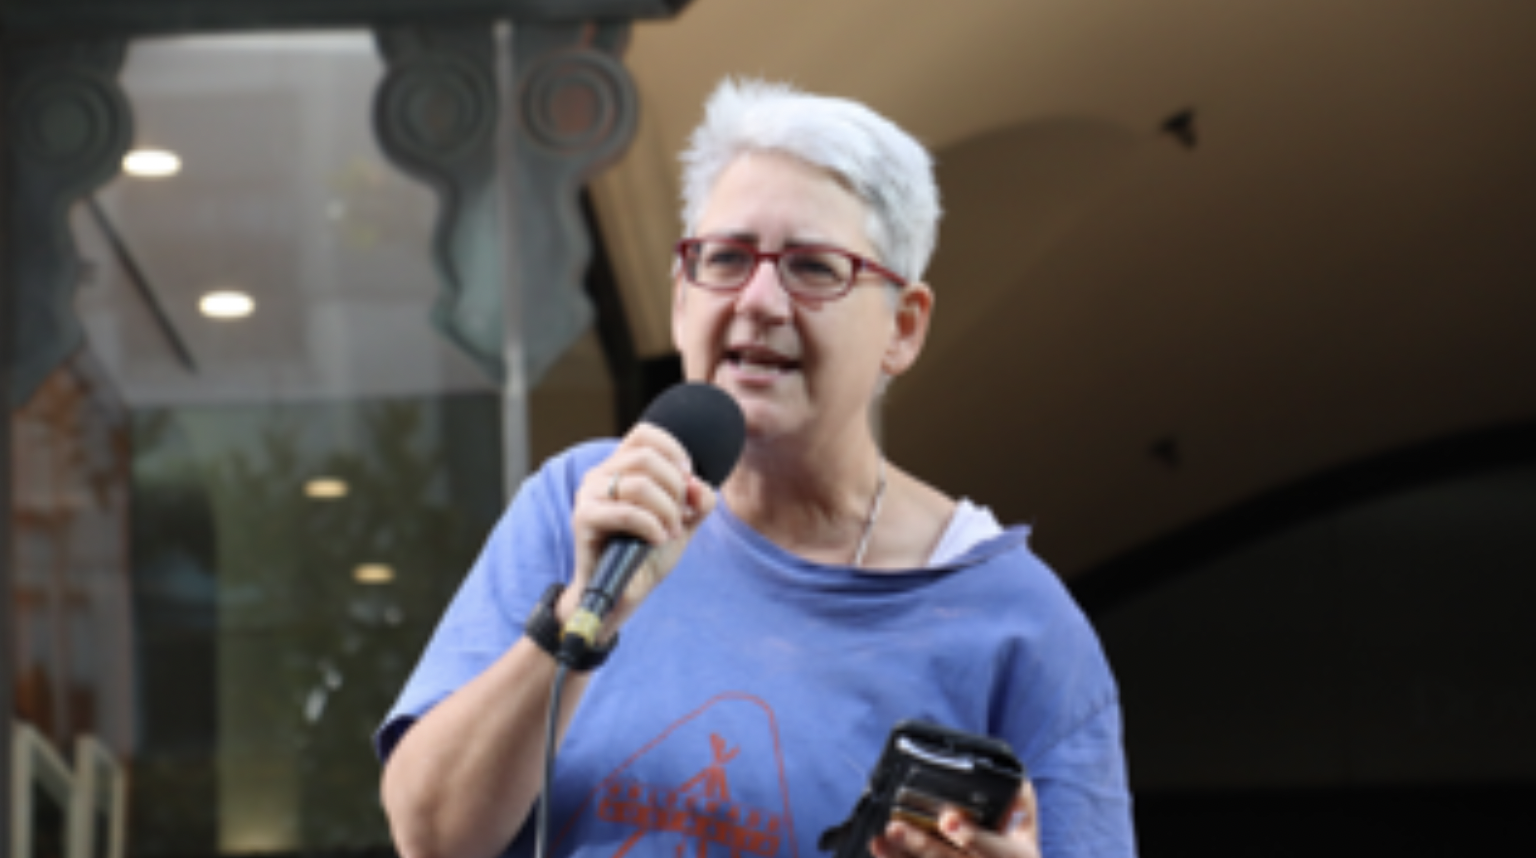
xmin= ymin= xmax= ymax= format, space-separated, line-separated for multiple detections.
xmin=672 ymin=150 xmax=931 ymax=451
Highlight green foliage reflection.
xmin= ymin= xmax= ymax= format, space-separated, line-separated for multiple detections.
xmin=133 ymin=395 xmax=499 ymax=851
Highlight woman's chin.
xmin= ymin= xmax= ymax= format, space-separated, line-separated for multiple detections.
xmin=708 ymin=367 xmax=812 ymax=441
xmin=736 ymin=401 xmax=800 ymax=444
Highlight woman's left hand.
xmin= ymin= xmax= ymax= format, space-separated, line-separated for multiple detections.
xmin=870 ymin=781 xmax=1039 ymax=858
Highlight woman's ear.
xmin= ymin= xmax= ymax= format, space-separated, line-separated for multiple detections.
xmin=883 ymin=282 xmax=934 ymax=377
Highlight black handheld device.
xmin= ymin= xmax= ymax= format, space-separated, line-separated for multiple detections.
xmin=818 ymin=720 xmax=1025 ymax=858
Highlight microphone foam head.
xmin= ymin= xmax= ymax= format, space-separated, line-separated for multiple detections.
xmin=641 ymin=383 xmax=746 ymax=488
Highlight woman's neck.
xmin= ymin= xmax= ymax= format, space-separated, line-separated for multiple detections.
xmin=722 ymin=434 xmax=887 ymax=566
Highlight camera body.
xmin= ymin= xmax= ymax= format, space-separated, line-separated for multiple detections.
xmin=818 ymin=720 xmax=1024 ymax=858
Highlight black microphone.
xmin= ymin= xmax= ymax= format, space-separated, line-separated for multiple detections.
xmin=559 ymin=383 xmax=745 ymax=661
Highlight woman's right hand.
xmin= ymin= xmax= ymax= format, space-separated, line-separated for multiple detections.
xmin=384 ymin=430 xmax=710 ymax=858
xmin=562 ymin=424 xmax=718 ymax=637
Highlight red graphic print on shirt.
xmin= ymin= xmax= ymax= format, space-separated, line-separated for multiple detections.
xmin=557 ymin=692 xmax=799 ymax=858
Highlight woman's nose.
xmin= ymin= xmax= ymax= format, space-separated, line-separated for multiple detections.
xmin=733 ymin=257 xmax=792 ymax=320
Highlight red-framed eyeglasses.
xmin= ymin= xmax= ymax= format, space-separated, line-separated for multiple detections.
xmin=675 ymin=237 xmax=907 ymax=302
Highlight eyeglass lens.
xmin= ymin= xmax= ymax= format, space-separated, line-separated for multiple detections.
xmin=685 ymin=239 xmax=854 ymax=297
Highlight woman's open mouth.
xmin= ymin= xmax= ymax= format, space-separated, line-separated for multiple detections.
xmin=723 ymin=347 xmax=801 ymax=378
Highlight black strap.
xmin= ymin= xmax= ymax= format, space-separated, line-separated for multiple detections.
xmin=524 ymin=583 xmax=616 ymax=671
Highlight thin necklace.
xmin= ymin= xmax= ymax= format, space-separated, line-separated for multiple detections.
xmin=851 ymin=459 xmax=887 ymax=568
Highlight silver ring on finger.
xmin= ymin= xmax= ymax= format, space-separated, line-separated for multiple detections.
xmin=607 ymin=471 xmax=623 ymax=501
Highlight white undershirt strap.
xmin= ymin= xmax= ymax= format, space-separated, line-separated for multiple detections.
xmin=926 ymin=498 xmax=1005 ymax=566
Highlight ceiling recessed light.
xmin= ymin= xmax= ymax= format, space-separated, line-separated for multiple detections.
xmin=304 ymin=478 xmax=348 ymax=499
xmin=123 ymin=149 xmax=182 ymax=178
xmin=199 ymin=291 xmax=254 ymax=319
xmin=353 ymin=564 xmax=395 ymax=585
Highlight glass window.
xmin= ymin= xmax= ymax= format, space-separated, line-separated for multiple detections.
xmin=8 ymin=30 xmax=613 ymax=856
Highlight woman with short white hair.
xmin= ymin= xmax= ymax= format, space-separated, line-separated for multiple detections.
xmin=379 ymin=79 xmax=1134 ymax=858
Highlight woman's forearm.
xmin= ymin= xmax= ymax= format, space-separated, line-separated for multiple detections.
xmin=382 ymin=638 xmax=591 ymax=858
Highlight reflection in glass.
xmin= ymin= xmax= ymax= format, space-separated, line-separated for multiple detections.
xmin=11 ymin=354 xmax=132 ymax=756
xmin=75 ymin=33 xmax=510 ymax=854
xmin=131 ymin=395 xmax=500 ymax=850
xmin=59 ymin=31 xmax=515 ymax=856
xmin=15 ymin=26 xmax=617 ymax=856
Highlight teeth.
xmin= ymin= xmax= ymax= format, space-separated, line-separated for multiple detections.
xmin=730 ymin=352 xmax=790 ymax=372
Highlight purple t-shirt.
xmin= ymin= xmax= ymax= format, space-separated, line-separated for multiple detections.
xmin=379 ymin=441 xmax=1135 ymax=858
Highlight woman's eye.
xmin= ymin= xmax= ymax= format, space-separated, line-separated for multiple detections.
xmin=787 ymin=254 xmax=843 ymax=283
xmin=704 ymin=248 xmax=751 ymax=268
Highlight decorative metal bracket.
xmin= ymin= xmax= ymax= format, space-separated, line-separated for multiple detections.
xmin=373 ymin=25 xmax=506 ymax=380
xmin=5 ymin=39 xmax=133 ymax=408
xmin=506 ymin=21 xmax=639 ymax=385
xmin=372 ymin=20 xmax=638 ymax=387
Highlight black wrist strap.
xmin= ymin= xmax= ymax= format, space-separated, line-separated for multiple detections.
xmin=524 ymin=583 xmax=616 ymax=672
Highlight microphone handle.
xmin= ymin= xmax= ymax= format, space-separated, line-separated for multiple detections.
xmin=562 ymin=537 xmax=650 ymax=647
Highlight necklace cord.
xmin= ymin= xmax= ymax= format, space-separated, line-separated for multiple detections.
xmin=851 ymin=459 xmax=887 ymax=568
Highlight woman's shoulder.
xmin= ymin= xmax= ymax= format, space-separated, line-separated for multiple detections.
xmin=526 ymin=439 xmax=619 ymax=496
xmin=932 ymin=518 xmax=1098 ymax=637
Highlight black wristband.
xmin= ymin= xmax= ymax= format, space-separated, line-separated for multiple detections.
xmin=524 ymin=583 xmax=616 ymax=672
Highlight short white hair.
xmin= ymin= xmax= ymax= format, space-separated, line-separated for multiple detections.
xmin=679 ymin=78 xmax=942 ymax=283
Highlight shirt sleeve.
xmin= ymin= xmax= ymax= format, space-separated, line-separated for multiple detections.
xmin=373 ymin=441 xmax=612 ymax=762
xmin=1031 ymin=699 xmax=1137 ymax=858
xmin=989 ymin=544 xmax=1137 ymax=858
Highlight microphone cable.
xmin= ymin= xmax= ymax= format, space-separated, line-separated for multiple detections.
xmin=535 ymin=661 xmax=572 ymax=858
xmin=527 ymin=381 xmax=745 ymax=858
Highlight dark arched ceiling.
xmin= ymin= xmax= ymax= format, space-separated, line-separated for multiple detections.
xmin=596 ymin=0 xmax=1536 ymax=575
